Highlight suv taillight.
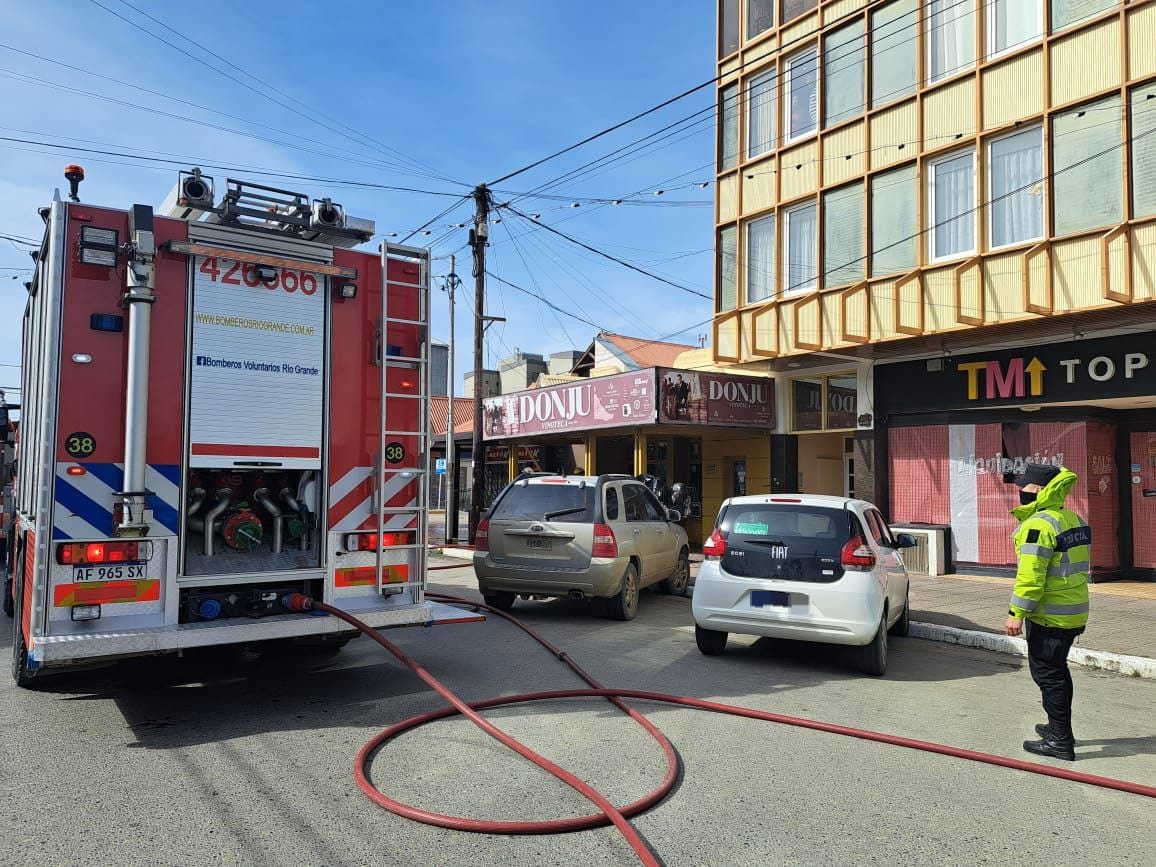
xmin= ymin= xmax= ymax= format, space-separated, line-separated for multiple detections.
xmin=703 ymin=528 xmax=727 ymax=560
xmin=475 ymin=519 xmax=489 ymax=552
xmin=592 ymin=523 xmax=618 ymax=558
xmin=840 ymin=537 xmax=876 ymax=569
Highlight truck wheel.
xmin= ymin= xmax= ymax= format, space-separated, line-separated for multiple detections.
xmin=661 ymin=549 xmax=690 ymax=595
xmin=859 ymin=611 xmax=888 ymax=676
xmin=605 ymin=563 xmax=640 ymax=621
xmin=482 ymin=591 xmax=516 ymax=613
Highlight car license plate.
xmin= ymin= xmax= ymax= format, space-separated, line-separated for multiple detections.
xmin=525 ymin=538 xmax=552 ymax=551
xmin=750 ymin=590 xmax=789 ymax=608
xmin=72 ymin=563 xmax=145 ymax=582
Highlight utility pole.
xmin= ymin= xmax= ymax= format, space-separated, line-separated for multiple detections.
xmin=468 ymin=185 xmax=490 ymax=542
xmin=444 ymin=255 xmax=457 ymax=544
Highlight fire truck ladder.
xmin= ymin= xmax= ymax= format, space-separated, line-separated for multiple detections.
xmin=374 ymin=242 xmax=431 ymax=602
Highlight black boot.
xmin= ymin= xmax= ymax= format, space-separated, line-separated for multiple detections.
xmin=1035 ymin=721 xmax=1077 ymax=742
xmin=1023 ymin=735 xmax=1075 ymax=761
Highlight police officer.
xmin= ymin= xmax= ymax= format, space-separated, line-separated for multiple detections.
xmin=1004 ymin=463 xmax=1091 ymax=762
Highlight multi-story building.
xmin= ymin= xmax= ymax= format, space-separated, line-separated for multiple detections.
xmin=715 ymin=0 xmax=1156 ymax=578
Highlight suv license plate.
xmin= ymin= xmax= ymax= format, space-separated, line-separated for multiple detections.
xmin=751 ymin=590 xmax=789 ymax=608
xmin=525 ymin=538 xmax=552 ymax=551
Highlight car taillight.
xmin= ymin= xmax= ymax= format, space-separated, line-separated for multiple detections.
xmin=702 ymin=528 xmax=727 ymax=560
xmin=592 ymin=523 xmax=618 ymax=558
xmin=56 ymin=540 xmax=151 ymax=565
xmin=344 ymin=531 xmax=416 ymax=551
xmin=475 ymin=519 xmax=490 ymax=552
xmin=840 ymin=537 xmax=876 ymax=569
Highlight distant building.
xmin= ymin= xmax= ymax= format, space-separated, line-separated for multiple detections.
xmin=571 ymin=332 xmax=695 ymax=378
xmin=547 ymin=350 xmax=583 ymax=376
xmin=498 ymin=352 xmax=548 ymax=394
xmin=464 ymin=369 xmax=501 ymax=398
xmin=430 ymin=340 xmax=449 ymax=397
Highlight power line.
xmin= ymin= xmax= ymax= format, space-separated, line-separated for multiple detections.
xmin=484 ymin=270 xmax=609 ymax=332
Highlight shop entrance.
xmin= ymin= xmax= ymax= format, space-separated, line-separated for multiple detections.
xmin=796 ymin=432 xmax=848 ymax=497
xmin=595 ymin=435 xmax=634 ymax=475
xmin=1131 ymin=430 xmax=1156 ymax=572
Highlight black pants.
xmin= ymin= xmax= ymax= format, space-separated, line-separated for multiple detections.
xmin=1025 ymin=621 xmax=1084 ymax=742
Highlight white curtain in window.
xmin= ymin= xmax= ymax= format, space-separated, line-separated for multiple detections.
xmin=1051 ymin=0 xmax=1116 ymax=33
xmin=784 ymin=203 xmax=817 ymax=293
xmin=788 ymin=49 xmax=818 ymax=140
xmin=928 ymin=0 xmax=975 ymax=82
xmin=932 ymin=153 xmax=975 ymax=258
xmin=746 ymin=215 xmax=776 ymax=302
xmin=747 ymin=71 xmax=776 ymax=158
xmin=1133 ymin=85 xmax=1156 ymax=218
xmin=990 ymin=128 xmax=1043 ymax=246
xmin=871 ymin=0 xmax=917 ymax=107
xmin=989 ymin=0 xmax=1040 ymax=56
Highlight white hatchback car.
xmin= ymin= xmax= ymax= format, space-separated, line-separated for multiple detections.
xmin=691 ymin=494 xmax=916 ymax=675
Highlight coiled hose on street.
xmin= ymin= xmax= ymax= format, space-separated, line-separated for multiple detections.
xmin=281 ymin=591 xmax=1156 ymax=867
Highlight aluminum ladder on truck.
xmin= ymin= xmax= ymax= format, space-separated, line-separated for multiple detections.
xmin=373 ymin=242 xmax=431 ymax=602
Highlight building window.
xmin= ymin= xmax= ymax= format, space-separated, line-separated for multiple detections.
xmin=791 ymin=373 xmax=857 ymax=432
xmin=987 ymin=0 xmax=1041 ymax=57
xmin=823 ymin=182 xmax=865 ymax=288
xmin=746 ymin=214 xmax=776 ymax=303
xmin=783 ymin=201 xmax=818 ymax=293
xmin=786 ymin=48 xmax=818 ymax=141
xmin=720 ymin=0 xmax=740 ymax=56
xmin=719 ymin=84 xmax=740 ymax=171
xmin=1132 ymin=83 xmax=1156 ymax=218
xmin=871 ymin=0 xmax=917 ymax=108
xmin=823 ymin=19 xmax=865 ymax=127
xmin=748 ymin=0 xmax=774 ymax=38
xmin=718 ymin=225 xmax=738 ymax=311
xmin=747 ymin=69 xmax=776 ymax=159
xmin=927 ymin=0 xmax=975 ymax=83
xmin=989 ymin=126 xmax=1044 ymax=248
xmin=782 ymin=0 xmax=817 ymax=24
xmin=870 ymin=163 xmax=917 ymax=276
xmin=1053 ymin=94 xmax=1122 ymax=236
xmin=1051 ymin=0 xmax=1116 ymax=33
xmin=928 ymin=150 xmax=976 ymax=261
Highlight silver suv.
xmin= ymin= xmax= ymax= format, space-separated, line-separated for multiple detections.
xmin=473 ymin=474 xmax=691 ymax=620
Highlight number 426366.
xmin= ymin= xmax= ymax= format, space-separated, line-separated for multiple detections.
xmin=199 ymin=257 xmax=317 ymax=295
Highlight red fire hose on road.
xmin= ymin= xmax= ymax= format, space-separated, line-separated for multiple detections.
xmin=283 ymin=592 xmax=1156 ymax=866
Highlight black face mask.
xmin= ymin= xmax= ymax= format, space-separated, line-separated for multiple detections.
xmin=1019 ymin=490 xmax=1037 ymax=506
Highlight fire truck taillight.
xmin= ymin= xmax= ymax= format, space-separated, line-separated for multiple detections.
xmin=56 ymin=540 xmax=152 ymax=565
xmin=78 ymin=226 xmax=119 ymax=267
xmin=344 ymin=531 xmax=416 ymax=551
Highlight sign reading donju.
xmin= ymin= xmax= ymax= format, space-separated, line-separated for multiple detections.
xmin=875 ymin=331 xmax=1155 ymax=415
xmin=482 ymin=367 xmax=775 ymax=440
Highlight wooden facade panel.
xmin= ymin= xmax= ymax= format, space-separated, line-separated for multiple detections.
xmin=983 ymin=52 xmax=1043 ymax=130
xmin=824 ymin=0 xmax=869 ymax=22
xmin=778 ymin=140 xmax=820 ymax=202
xmin=869 ymin=102 xmax=918 ymax=171
xmin=1127 ymin=2 xmax=1156 ymax=80
xmin=740 ymin=309 xmax=756 ymax=358
xmin=741 ymin=155 xmax=778 ymax=216
xmin=820 ymin=293 xmax=843 ymax=348
xmin=869 ymin=280 xmax=899 ymax=339
xmin=924 ymin=78 xmax=976 ymax=148
xmin=1052 ymin=237 xmax=1103 ymax=311
xmin=822 ymin=121 xmax=867 ymax=186
xmin=716 ymin=313 xmax=741 ymax=360
xmin=1133 ymin=223 xmax=1156 ymax=301
xmin=1105 ymin=231 xmax=1129 ymax=302
xmin=923 ymin=269 xmax=954 ymax=332
xmin=752 ymin=305 xmax=780 ymax=355
xmin=781 ymin=10 xmax=821 ymax=45
xmin=719 ymin=173 xmax=738 ymax=223
xmin=720 ymin=57 xmax=742 ymax=81
xmin=1050 ymin=21 xmax=1120 ymax=108
xmin=983 ymin=252 xmax=1028 ymax=321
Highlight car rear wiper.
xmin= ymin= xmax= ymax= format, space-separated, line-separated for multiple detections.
xmin=544 ymin=506 xmax=586 ymax=520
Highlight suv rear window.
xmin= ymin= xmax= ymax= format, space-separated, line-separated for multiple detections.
xmin=490 ymin=483 xmax=595 ymax=523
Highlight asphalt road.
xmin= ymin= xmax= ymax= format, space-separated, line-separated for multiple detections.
xmin=2 ymin=562 xmax=1154 ymax=866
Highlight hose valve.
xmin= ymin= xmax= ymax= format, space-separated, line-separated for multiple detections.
xmin=282 ymin=593 xmax=314 ymax=612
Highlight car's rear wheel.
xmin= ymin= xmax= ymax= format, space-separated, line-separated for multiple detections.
xmin=695 ymin=623 xmax=728 ymax=655
xmin=482 ymin=591 xmax=517 ymax=613
xmin=859 ymin=610 xmax=888 ymax=676
xmin=889 ymin=585 xmax=910 ymax=637
xmin=661 ymin=549 xmax=690 ymax=595
xmin=606 ymin=563 xmax=640 ymax=621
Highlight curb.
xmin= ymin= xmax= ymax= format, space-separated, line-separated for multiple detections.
xmin=436 ymin=546 xmax=475 ymax=562
xmin=909 ymin=621 xmax=1156 ymax=679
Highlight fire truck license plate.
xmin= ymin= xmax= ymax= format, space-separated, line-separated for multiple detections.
xmin=73 ymin=563 xmax=146 ymax=582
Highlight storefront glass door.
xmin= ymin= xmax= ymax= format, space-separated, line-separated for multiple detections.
xmin=1131 ymin=432 xmax=1156 ymax=570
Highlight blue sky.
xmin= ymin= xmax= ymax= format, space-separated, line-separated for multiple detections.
xmin=0 ymin=0 xmax=717 ymax=401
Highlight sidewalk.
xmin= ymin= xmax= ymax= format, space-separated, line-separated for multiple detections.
xmin=910 ymin=572 xmax=1156 ymax=662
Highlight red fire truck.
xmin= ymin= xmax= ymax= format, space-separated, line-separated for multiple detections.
xmin=5 ymin=167 xmax=477 ymax=686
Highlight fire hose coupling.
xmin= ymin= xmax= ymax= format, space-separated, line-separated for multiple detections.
xmin=282 ymin=593 xmax=314 ymax=613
